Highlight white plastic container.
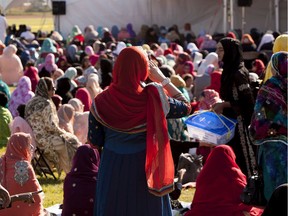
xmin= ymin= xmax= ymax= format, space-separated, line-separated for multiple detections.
xmin=185 ymin=111 xmax=237 ymax=145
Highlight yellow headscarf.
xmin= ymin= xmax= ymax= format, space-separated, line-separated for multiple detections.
xmin=263 ymin=34 xmax=288 ymax=82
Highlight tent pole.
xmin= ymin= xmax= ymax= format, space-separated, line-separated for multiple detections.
xmin=230 ymin=0 xmax=234 ymax=30
xmin=241 ymin=7 xmax=246 ymax=34
xmin=274 ymin=0 xmax=279 ymax=32
xmin=223 ymin=0 xmax=227 ymax=33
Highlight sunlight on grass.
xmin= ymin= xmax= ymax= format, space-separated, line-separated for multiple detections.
xmin=179 ymin=188 xmax=195 ymax=203
xmin=38 ymin=175 xmax=64 ymax=207
xmin=6 ymin=13 xmax=54 ymax=33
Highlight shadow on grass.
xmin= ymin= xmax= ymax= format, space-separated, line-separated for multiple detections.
xmin=38 ymin=175 xmax=64 ymax=185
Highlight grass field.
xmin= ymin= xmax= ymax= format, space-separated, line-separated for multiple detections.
xmin=0 ymin=143 xmax=194 ymax=208
xmin=6 ymin=12 xmax=54 ymax=33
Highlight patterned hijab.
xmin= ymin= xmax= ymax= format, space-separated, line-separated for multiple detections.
xmin=249 ymin=51 xmax=287 ymax=141
xmin=8 ymin=76 xmax=35 ymax=118
xmin=25 ymin=77 xmax=54 ymax=119
xmin=271 ymin=51 xmax=288 ymax=79
xmin=35 ymin=77 xmax=52 ymax=99
xmin=0 ymin=133 xmax=43 ymax=215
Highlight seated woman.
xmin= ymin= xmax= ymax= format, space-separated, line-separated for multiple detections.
xmin=9 ymin=104 xmax=36 ymax=153
xmin=8 ymin=76 xmax=35 ymax=118
xmin=57 ymin=104 xmax=75 ymax=134
xmin=68 ymin=98 xmax=89 ymax=144
xmin=0 ymin=132 xmax=44 ymax=215
xmin=25 ymin=77 xmax=80 ymax=174
xmin=62 ymin=144 xmax=100 ymax=216
xmin=0 ymin=92 xmax=12 ymax=147
xmin=185 ymin=145 xmax=263 ymax=216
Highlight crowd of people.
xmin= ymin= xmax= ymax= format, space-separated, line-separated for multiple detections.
xmin=0 ymin=19 xmax=287 ymax=216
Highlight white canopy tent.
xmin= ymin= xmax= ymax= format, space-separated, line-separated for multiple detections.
xmin=53 ymin=0 xmax=287 ymax=39
xmin=1 ymin=0 xmax=287 ymax=39
xmin=0 ymin=0 xmax=51 ymax=11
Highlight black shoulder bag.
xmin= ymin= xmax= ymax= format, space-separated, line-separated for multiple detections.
xmin=240 ymin=146 xmax=267 ymax=206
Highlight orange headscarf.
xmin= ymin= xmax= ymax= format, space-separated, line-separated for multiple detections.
xmin=241 ymin=34 xmax=255 ymax=44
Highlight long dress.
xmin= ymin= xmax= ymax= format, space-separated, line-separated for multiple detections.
xmin=89 ymin=97 xmax=190 ymax=216
xmin=219 ymin=38 xmax=256 ymax=177
xmin=25 ymin=79 xmax=80 ymax=174
xmin=249 ymin=51 xmax=287 ymax=201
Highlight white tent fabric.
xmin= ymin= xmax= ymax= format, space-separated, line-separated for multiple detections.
xmin=55 ymin=0 xmax=287 ymax=39
xmin=56 ymin=0 xmax=224 ymax=38
xmin=1 ymin=0 xmax=34 ymax=11
xmin=1 ymin=0 xmax=287 ymax=38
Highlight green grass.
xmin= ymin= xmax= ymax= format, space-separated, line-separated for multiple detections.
xmin=1 ymin=143 xmax=194 ymax=208
xmin=6 ymin=12 xmax=54 ymax=33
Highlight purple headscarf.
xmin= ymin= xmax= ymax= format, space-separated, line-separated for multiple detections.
xmin=62 ymin=144 xmax=100 ymax=215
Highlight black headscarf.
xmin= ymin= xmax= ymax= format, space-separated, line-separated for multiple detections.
xmin=100 ymin=58 xmax=113 ymax=89
xmin=219 ymin=37 xmax=248 ymax=101
xmin=55 ymin=77 xmax=73 ymax=104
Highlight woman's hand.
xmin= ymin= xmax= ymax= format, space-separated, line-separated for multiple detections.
xmin=148 ymin=60 xmax=166 ymax=83
xmin=199 ymin=141 xmax=216 ymax=148
xmin=212 ymin=101 xmax=231 ymax=114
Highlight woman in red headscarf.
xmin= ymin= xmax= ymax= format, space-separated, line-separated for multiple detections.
xmin=185 ymin=145 xmax=263 ymax=216
xmin=88 ymin=46 xmax=191 ymax=216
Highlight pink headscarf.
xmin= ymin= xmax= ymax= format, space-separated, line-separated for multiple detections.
xmin=198 ymin=89 xmax=222 ymax=110
xmin=8 ymin=76 xmax=35 ymax=118
xmin=68 ymin=98 xmax=88 ymax=144
xmin=9 ymin=116 xmax=36 ymax=151
xmin=85 ymin=46 xmax=99 ymax=66
xmin=183 ymin=61 xmax=195 ymax=77
xmin=0 ymin=44 xmax=23 ymax=85
xmin=86 ymin=74 xmax=103 ymax=99
xmin=0 ymin=133 xmax=44 ymax=216
xmin=57 ymin=104 xmax=75 ymax=134
xmin=38 ymin=53 xmax=58 ymax=73
xmin=75 ymin=87 xmax=92 ymax=112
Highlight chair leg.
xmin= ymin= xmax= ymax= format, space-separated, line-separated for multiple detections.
xmin=33 ymin=147 xmax=57 ymax=180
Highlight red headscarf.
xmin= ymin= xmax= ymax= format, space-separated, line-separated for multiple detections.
xmin=185 ymin=145 xmax=263 ymax=216
xmin=253 ymin=59 xmax=265 ymax=77
xmin=227 ymin=31 xmax=237 ymax=39
xmin=24 ymin=66 xmax=40 ymax=92
xmin=75 ymin=87 xmax=92 ymax=112
xmin=91 ymin=46 xmax=174 ymax=196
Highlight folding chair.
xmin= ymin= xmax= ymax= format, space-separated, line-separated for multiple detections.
xmin=32 ymin=147 xmax=57 ymax=180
